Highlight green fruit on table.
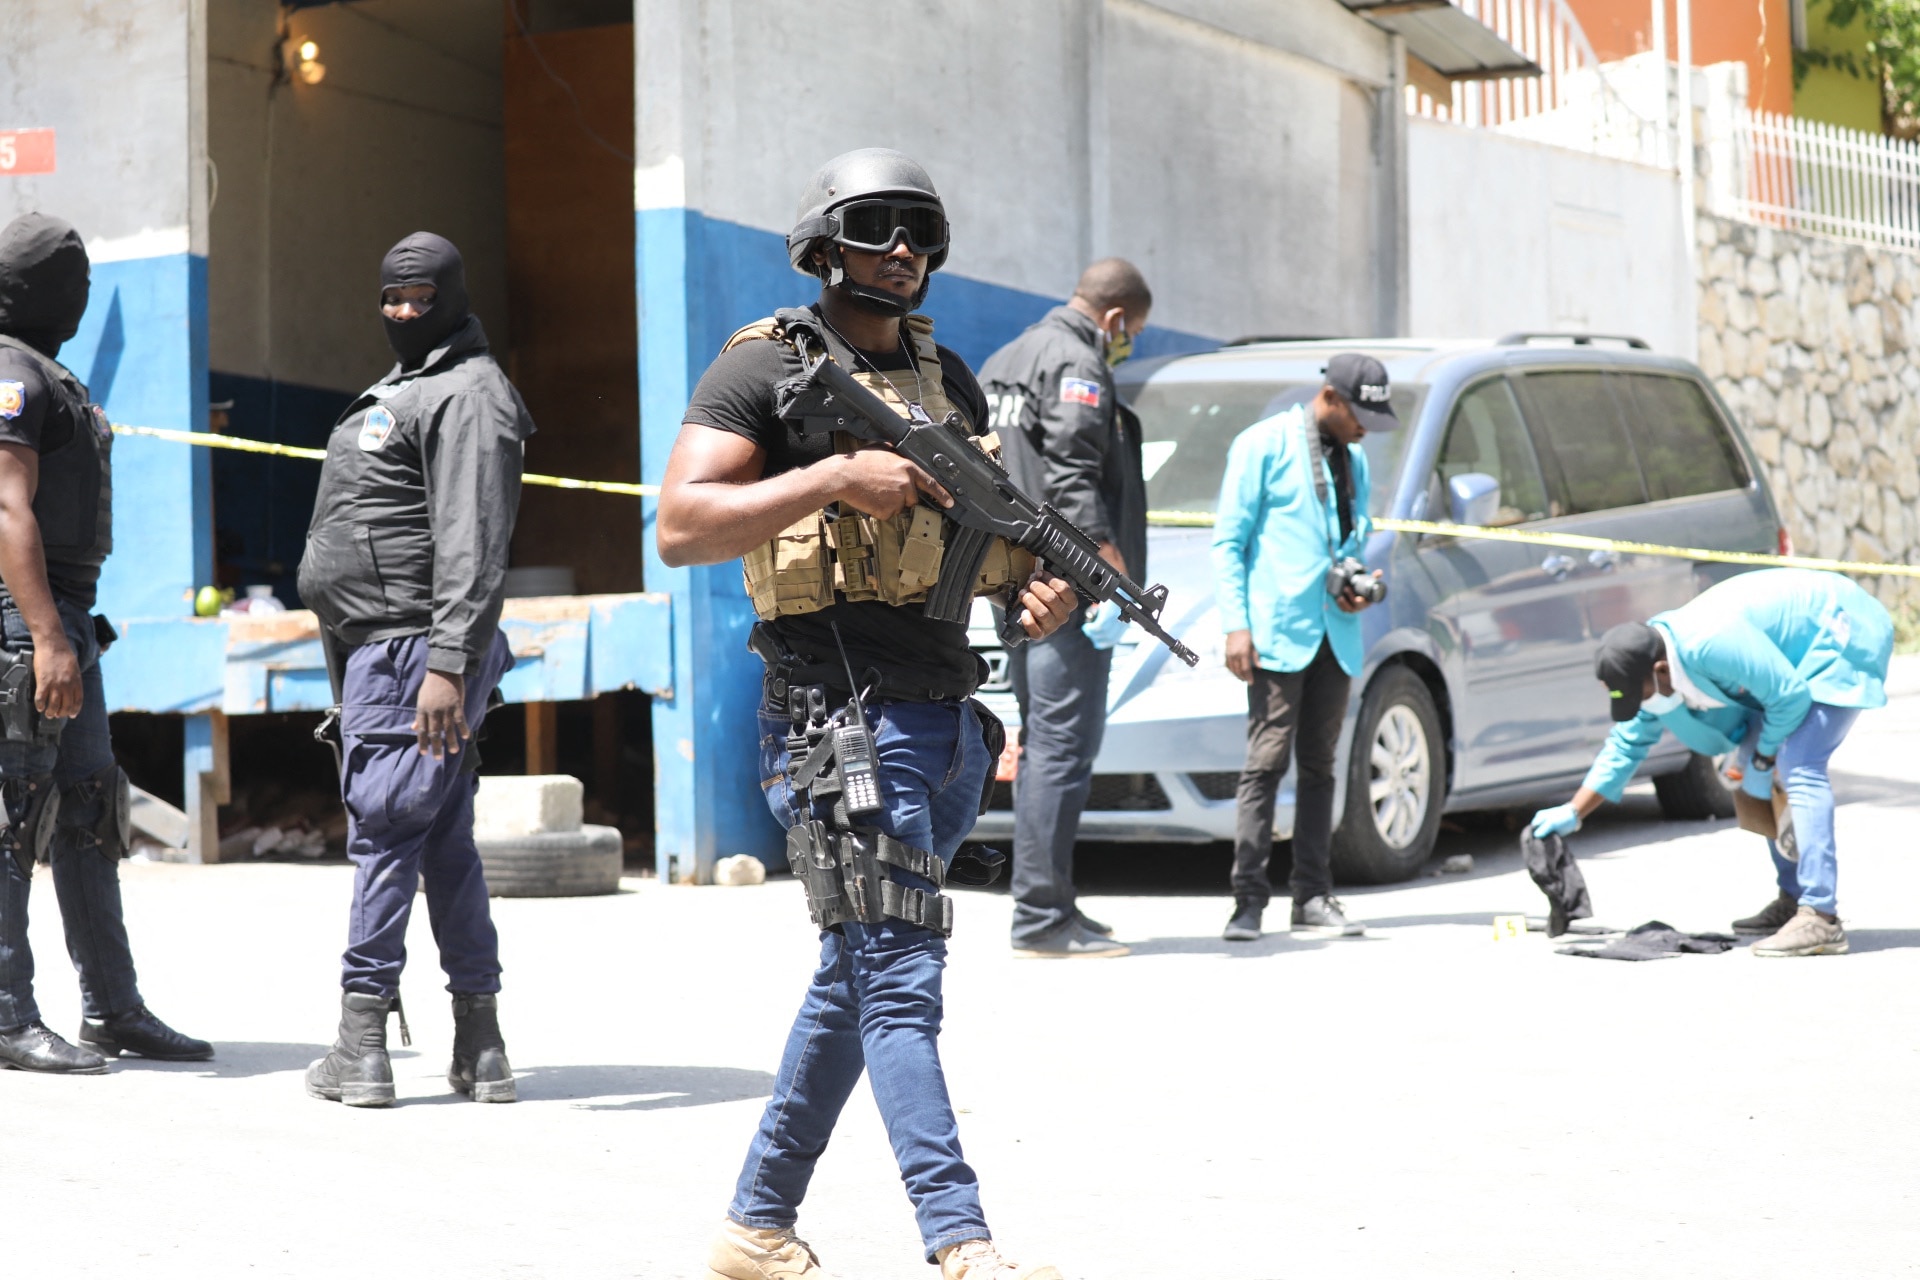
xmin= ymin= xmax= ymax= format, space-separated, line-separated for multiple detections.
xmin=194 ymin=585 xmax=229 ymax=617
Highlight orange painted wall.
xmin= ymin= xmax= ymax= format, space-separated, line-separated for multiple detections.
xmin=1567 ymin=0 xmax=1794 ymax=114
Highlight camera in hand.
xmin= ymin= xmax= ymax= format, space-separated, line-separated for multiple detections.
xmin=1325 ymin=556 xmax=1386 ymax=605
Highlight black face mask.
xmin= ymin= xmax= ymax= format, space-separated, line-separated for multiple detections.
xmin=0 ymin=213 xmax=90 ymax=358
xmin=379 ymin=232 xmax=470 ymax=369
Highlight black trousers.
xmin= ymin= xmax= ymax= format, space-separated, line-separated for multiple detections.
xmin=1230 ymin=639 xmax=1351 ymax=908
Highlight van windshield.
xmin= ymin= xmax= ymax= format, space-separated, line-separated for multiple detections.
xmin=1123 ymin=379 xmax=1424 ymax=520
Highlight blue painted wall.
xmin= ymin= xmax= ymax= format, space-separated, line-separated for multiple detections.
xmin=208 ymin=371 xmax=355 ymax=606
xmin=638 ymin=208 xmax=1217 ymax=875
xmin=58 ymin=252 xmax=211 ymax=625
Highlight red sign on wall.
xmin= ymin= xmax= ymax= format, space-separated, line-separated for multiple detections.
xmin=0 ymin=129 xmax=55 ymax=176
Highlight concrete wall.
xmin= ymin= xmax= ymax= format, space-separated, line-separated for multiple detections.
xmin=635 ymin=0 xmax=1409 ymax=876
xmin=0 ymin=0 xmax=210 ymax=621
xmin=1696 ymin=213 xmax=1920 ymax=603
xmin=1407 ymin=115 xmax=1695 ymax=356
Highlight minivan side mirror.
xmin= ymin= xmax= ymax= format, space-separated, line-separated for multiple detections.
xmin=1448 ymin=473 xmax=1501 ymax=527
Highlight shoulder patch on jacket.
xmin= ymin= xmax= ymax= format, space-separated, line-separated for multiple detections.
xmin=357 ymin=406 xmax=396 ymax=451
xmin=1060 ymin=377 xmax=1101 ymax=407
xmin=0 ymin=381 xmax=24 ymax=421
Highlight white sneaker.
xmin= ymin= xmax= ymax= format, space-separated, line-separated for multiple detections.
xmin=707 ymin=1219 xmax=835 ymax=1280
xmin=937 ymin=1238 xmax=1064 ymax=1280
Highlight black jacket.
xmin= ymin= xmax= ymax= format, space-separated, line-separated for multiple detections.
xmin=978 ymin=306 xmax=1147 ymax=583
xmin=297 ymin=316 xmax=534 ymax=675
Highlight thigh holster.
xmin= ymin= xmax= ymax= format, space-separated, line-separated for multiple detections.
xmin=56 ymin=762 xmax=131 ymax=861
xmin=786 ymin=819 xmax=954 ymax=938
xmin=0 ymin=774 xmax=60 ymax=876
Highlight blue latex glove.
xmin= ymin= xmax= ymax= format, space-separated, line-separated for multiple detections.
xmin=1530 ymin=803 xmax=1582 ymax=838
xmin=1741 ymin=762 xmax=1774 ymax=800
xmin=1081 ymin=599 xmax=1129 ymax=650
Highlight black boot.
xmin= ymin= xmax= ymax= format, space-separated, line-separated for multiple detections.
xmin=80 ymin=1005 xmax=213 ymax=1061
xmin=449 ymin=992 xmax=516 ymax=1103
xmin=305 ymin=992 xmax=397 ymax=1107
xmin=0 ymin=1020 xmax=110 ymax=1074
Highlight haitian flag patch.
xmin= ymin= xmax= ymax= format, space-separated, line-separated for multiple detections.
xmin=1060 ymin=377 xmax=1101 ymax=408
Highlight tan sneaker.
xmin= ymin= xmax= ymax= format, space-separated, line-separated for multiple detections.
xmin=1752 ymin=905 xmax=1849 ymax=957
xmin=706 ymin=1219 xmax=835 ymax=1280
xmin=937 ymin=1238 xmax=1064 ymax=1280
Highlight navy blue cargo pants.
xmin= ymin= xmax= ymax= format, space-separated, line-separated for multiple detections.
xmin=338 ymin=631 xmax=512 ymax=998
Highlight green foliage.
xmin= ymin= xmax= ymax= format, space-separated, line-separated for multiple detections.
xmin=1796 ymin=0 xmax=1920 ymax=136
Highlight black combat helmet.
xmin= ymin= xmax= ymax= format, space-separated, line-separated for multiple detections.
xmin=787 ymin=148 xmax=949 ymax=315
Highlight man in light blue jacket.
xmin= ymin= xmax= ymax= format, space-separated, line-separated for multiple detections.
xmin=1212 ymin=354 xmax=1387 ymax=942
xmin=1531 ymin=569 xmax=1892 ymax=957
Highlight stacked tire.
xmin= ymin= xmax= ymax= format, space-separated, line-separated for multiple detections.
xmin=473 ymin=775 xmax=624 ymax=897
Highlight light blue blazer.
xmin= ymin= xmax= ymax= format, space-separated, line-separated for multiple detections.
xmin=1582 ymin=569 xmax=1892 ymax=800
xmin=1211 ymin=405 xmax=1372 ymax=677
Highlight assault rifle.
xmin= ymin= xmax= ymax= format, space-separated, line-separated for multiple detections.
xmin=771 ymin=308 xmax=1199 ymax=667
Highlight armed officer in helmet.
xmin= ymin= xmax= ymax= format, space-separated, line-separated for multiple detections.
xmin=0 ymin=213 xmax=210 ymax=1072
xmin=298 ymin=232 xmax=532 ymax=1107
xmin=657 ymin=150 xmax=1074 ymax=1280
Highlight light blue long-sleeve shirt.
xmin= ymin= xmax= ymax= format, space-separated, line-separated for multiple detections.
xmin=1582 ymin=569 xmax=1893 ymax=800
xmin=1211 ymin=405 xmax=1372 ymax=676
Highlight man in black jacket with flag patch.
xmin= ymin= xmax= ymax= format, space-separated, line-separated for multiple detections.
xmin=297 ymin=231 xmax=533 ymax=1107
xmin=980 ymin=259 xmax=1151 ymax=959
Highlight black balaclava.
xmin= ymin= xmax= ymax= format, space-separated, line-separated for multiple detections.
xmin=0 ymin=213 xmax=91 ymax=358
xmin=379 ymin=232 xmax=470 ymax=369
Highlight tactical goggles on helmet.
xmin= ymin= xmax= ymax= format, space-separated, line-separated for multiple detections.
xmin=830 ymin=199 xmax=949 ymax=256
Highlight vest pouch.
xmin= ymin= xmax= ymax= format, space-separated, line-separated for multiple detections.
xmin=867 ymin=507 xmax=943 ymax=605
xmin=744 ymin=514 xmax=835 ymax=620
xmin=825 ymin=512 xmax=881 ymax=601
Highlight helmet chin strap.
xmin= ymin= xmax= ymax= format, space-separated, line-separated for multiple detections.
xmin=822 ymin=244 xmax=926 ymax=317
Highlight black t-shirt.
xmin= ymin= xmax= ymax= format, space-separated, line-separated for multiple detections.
xmin=0 ymin=345 xmax=91 ymax=607
xmin=683 ymin=323 xmax=993 ymax=698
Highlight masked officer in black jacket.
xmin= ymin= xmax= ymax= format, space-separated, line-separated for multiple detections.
xmin=980 ymin=259 xmax=1150 ymax=958
xmin=0 ymin=213 xmax=210 ymax=1072
xmin=297 ymin=232 xmax=533 ymax=1107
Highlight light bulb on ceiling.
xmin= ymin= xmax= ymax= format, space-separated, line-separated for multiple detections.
xmin=295 ymin=37 xmax=325 ymax=85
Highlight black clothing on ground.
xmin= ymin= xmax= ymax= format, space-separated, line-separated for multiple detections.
xmin=0 ymin=214 xmax=89 ymax=358
xmin=978 ymin=305 xmax=1147 ymax=582
xmin=684 ymin=308 xmax=993 ymax=698
xmin=0 ymin=337 xmax=112 ymax=609
xmin=1231 ymin=639 xmax=1350 ymax=908
xmin=1521 ymin=830 xmax=1593 ymax=939
xmin=1559 ymin=921 xmax=1738 ymax=961
xmin=379 ymin=233 xmax=472 ymax=369
xmin=297 ymin=315 xmax=533 ymax=676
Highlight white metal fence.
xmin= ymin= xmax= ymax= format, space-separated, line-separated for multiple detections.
xmin=1403 ymin=0 xmax=1664 ymax=166
xmin=1725 ymin=110 xmax=1920 ymax=251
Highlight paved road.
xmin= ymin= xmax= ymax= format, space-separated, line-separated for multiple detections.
xmin=8 ymin=665 xmax=1920 ymax=1278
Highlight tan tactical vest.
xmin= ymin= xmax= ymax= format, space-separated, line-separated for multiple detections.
xmin=729 ymin=313 xmax=1034 ymax=619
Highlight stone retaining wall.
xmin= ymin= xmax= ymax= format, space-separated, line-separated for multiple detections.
xmin=1695 ymin=213 xmax=1920 ymax=604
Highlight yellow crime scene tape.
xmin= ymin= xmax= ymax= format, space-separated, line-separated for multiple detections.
xmin=1145 ymin=509 xmax=1920 ymax=580
xmin=104 ymin=424 xmax=1920 ymax=579
xmin=109 ymin=423 xmax=660 ymax=497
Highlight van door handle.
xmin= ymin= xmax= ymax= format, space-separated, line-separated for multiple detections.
xmin=1588 ymin=548 xmax=1618 ymax=571
xmin=1541 ymin=554 xmax=1575 ymax=579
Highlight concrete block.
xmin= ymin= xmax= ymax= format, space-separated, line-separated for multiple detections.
xmin=474 ymin=775 xmax=584 ymax=838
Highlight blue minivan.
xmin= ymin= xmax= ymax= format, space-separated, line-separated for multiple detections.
xmin=969 ymin=335 xmax=1783 ymax=883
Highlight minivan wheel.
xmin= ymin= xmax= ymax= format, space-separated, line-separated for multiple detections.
xmin=1653 ymin=752 xmax=1737 ymax=821
xmin=1331 ymin=666 xmax=1446 ymax=885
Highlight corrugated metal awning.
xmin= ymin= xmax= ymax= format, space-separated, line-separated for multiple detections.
xmin=1341 ymin=0 xmax=1540 ymax=80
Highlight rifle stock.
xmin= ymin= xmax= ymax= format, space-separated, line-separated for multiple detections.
xmin=772 ymin=308 xmax=1199 ymax=667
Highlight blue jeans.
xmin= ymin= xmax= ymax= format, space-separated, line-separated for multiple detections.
xmin=1766 ymin=702 xmax=1860 ymax=915
xmin=730 ymin=697 xmax=992 ymax=1262
xmin=1007 ymin=611 xmax=1112 ymax=946
xmin=0 ymin=597 xmax=142 ymax=1028
xmin=338 ymin=632 xmax=512 ymax=997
